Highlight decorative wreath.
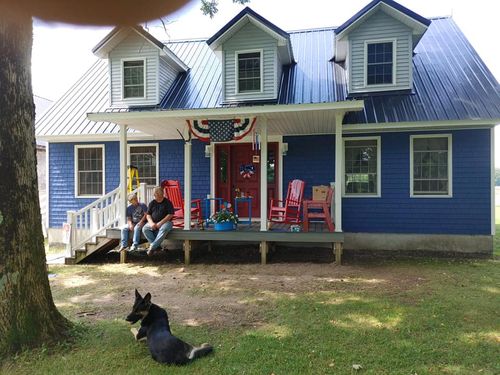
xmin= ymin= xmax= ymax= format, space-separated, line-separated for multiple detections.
xmin=239 ymin=164 xmax=255 ymax=179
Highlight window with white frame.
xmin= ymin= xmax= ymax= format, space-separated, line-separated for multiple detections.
xmin=366 ymin=41 xmax=394 ymax=85
xmin=411 ymin=135 xmax=451 ymax=196
xmin=75 ymin=145 xmax=104 ymax=197
xmin=123 ymin=59 xmax=145 ymax=98
xmin=344 ymin=137 xmax=380 ymax=196
xmin=237 ymin=51 xmax=261 ymax=93
xmin=128 ymin=144 xmax=158 ymax=186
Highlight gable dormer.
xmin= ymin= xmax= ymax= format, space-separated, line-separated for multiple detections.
xmin=92 ymin=26 xmax=188 ymax=108
xmin=334 ymin=0 xmax=430 ymax=95
xmin=207 ymin=7 xmax=294 ymax=103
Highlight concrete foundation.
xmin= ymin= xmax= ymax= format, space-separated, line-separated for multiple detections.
xmin=344 ymin=232 xmax=493 ymax=255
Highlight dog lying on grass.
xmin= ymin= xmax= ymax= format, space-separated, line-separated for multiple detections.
xmin=126 ymin=289 xmax=213 ymax=365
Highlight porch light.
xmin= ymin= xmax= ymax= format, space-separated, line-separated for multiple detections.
xmin=282 ymin=143 xmax=288 ymax=156
xmin=205 ymin=144 xmax=213 ymax=158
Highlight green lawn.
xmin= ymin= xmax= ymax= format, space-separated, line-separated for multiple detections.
xmin=3 ymin=227 xmax=499 ymax=374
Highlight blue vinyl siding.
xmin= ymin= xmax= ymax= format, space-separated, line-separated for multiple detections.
xmin=283 ymin=129 xmax=490 ymax=235
xmin=49 ymin=129 xmax=491 ymax=235
xmin=283 ymin=135 xmax=335 ymax=199
xmin=342 ymin=129 xmax=491 ymax=234
xmin=49 ymin=140 xmax=209 ymax=228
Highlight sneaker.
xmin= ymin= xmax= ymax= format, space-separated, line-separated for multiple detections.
xmin=130 ymin=245 xmax=138 ymax=252
xmin=118 ymin=245 xmax=128 ymax=252
xmin=147 ymin=246 xmax=157 ymax=256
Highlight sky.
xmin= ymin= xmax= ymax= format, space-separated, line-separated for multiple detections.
xmin=31 ymin=0 xmax=500 ymax=164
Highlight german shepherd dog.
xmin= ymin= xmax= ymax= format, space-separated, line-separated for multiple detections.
xmin=126 ymin=289 xmax=213 ymax=365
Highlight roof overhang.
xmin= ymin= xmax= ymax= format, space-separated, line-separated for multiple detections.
xmin=92 ymin=26 xmax=188 ymax=72
xmin=207 ymin=7 xmax=294 ymax=65
xmin=87 ymin=101 xmax=365 ymax=139
xmin=334 ymin=0 xmax=430 ymax=62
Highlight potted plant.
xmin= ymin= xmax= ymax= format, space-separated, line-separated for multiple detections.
xmin=211 ymin=205 xmax=238 ymax=231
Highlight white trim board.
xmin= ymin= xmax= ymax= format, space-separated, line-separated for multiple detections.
xmin=342 ymin=135 xmax=382 ymax=198
xmin=74 ymin=144 xmax=106 ymax=198
xmin=409 ymin=134 xmax=452 ymax=198
xmin=127 ymin=142 xmax=160 ymax=186
xmin=235 ymin=49 xmax=264 ymax=95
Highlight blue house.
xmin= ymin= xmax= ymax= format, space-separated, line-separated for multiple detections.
xmin=36 ymin=0 xmax=500 ymax=262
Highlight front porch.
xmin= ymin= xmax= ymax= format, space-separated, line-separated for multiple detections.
xmin=106 ymin=222 xmax=344 ymax=265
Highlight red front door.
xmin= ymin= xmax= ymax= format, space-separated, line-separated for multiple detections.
xmin=215 ymin=143 xmax=279 ymax=218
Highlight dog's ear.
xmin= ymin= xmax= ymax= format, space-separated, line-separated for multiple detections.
xmin=143 ymin=293 xmax=151 ymax=304
xmin=135 ymin=289 xmax=142 ymax=299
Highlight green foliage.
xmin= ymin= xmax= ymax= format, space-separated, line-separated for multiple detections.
xmin=211 ymin=207 xmax=238 ymax=223
xmin=495 ymin=168 xmax=500 ymax=186
xmin=200 ymin=0 xmax=251 ymax=18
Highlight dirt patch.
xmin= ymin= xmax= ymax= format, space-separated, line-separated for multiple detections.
xmin=49 ymin=248 xmax=429 ymax=329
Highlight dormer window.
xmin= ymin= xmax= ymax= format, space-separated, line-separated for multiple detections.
xmin=236 ymin=50 xmax=262 ymax=93
xmin=366 ymin=40 xmax=395 ymax=86
xmin=123 ymin=59 xmax=146 ymax=99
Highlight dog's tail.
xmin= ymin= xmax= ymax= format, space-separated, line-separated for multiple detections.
xmin=191 ymin=343 xmax=213 ymax=360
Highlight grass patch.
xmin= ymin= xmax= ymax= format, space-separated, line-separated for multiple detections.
xmin=3 ymin=257 xmax=499 ymax=374
xmin=45 ymin=239 xmax=66 ymax=256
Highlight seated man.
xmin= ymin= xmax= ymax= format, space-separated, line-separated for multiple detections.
xmin=119 ymin=193 xmax=147 ymax=252
xmin=142 ymin=186 xmax=175 ymax=256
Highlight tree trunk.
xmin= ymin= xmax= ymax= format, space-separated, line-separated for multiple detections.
xmin=0 ymin=10 xmax=71 ymax=356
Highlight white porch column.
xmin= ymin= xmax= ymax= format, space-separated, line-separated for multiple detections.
xmin=119 ymin=124 xmax=128 ymax=226
xmin=334 ymin=113 xmax=343 ymax=232
xmin=260 ymin=117 xmax=268 ymax=231
xmin=183 ymin=125 xmax=192 ymax=230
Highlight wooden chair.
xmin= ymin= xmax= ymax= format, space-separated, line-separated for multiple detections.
xmin=268 ymin=179 xmax=305 ymax=227
xmin=161 ymin=180 xmax=202 ymax=228
xmin=303 ymin=186 xmax=334 ymax=232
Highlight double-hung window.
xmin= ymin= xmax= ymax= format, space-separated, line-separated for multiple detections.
xmin=75 ymin=145 xmax=104 ymax=197
xmin=366 ymin=41 xmax=394 ymax=85
xmin=344 ymin=137 xmax=381 ymax=196
xmin=237 ymin=51 xmax=261 ymax=93
xmin=123 ymin=59 xmax=145 ymax=98
xmin=411 ymin=135 xmax=452 ymax=197
xmin=128 ymin=144 xmax=158 ymax=186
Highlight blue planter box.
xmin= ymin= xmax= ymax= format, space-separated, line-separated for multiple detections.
xmin=214 ymin=222 xmax=235 ymax=231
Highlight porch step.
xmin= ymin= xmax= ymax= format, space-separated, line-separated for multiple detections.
xmin=64 ymin=236 xmax=119 ymax=264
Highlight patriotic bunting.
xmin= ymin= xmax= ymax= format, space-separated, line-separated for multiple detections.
xmin=187 ymin=117 xmax=256 ymax=142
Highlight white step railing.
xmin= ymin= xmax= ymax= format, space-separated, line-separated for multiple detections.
xmin=65 ymin=183 xmax=155 ymax=257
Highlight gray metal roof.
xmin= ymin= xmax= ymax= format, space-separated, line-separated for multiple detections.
xmin=36 ymin=16 xmax=500 ymax=138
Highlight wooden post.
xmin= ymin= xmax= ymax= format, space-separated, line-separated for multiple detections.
xmin=119 ymin=124 xmax=128 ymax=227
xmin=260 ymin=241 xmax=268 ymax=265
xmin=184 ymin=240 xmax=191 ymax=265
xmin=120 ymin=249 xmax=127 ymax=264
xmin=183 ymin=126 xmax=192 ymax=230
xmin=334 ymin=242 xmax=343 ymax=265
xmin=334 ymin=112 xmax=343 ymax=232
xmin=139 ymin=182 xmax=147 ymax=203
xmin=260 ymin=117 xmax=268 ymax=231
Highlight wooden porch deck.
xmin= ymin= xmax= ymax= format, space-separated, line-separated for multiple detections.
xmin=106 ymin=222 xmax=344 ymax=265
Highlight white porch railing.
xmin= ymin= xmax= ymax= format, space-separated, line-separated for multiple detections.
xmin=65 ymin=183 xmax=155 ymax=257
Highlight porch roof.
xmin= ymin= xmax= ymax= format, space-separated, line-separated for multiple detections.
xmin=87 ymin=101 xmax=365 ymax=138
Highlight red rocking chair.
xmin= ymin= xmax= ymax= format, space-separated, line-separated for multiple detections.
xmin=161 ymin=180 xmax=202 ymax=228
xmin=268 ymin=179 xmax=305 ymax=227
xmin=303 ymin=186 xmax=334 ymax=232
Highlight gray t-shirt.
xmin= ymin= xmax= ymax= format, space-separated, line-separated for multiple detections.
xmin=126 ymin=203 xmax=147 ymax=224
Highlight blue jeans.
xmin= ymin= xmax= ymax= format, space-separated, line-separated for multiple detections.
xmin=142 ymin=221 xmax=173 ymax=250
xmin=121 ymin=224 xmax=144 ymax=248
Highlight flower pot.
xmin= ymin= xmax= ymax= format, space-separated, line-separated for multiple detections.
xmin=214 ymin=222 xmax=235 ymax=231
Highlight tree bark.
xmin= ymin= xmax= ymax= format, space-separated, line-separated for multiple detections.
xmin=0 ymin=10 xmax=71 ymax=356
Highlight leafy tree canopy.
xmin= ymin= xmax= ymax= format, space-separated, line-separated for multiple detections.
xmin=201 ymin=0 xmax=251 ymax=18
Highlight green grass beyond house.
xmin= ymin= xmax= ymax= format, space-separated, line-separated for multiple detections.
xmin=3 ymin=224 xmax=499 ymax=374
